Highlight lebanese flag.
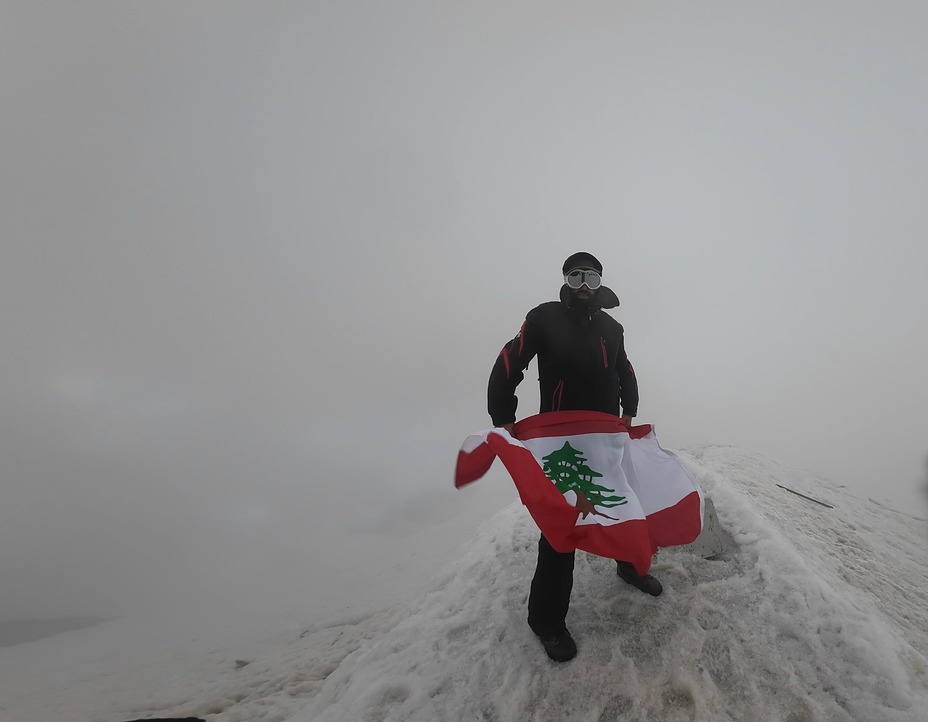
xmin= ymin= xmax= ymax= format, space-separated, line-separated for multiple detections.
xmin=455 ymin=411 xmax=703 ymax=575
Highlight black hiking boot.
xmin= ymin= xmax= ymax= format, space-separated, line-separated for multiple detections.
xmin=616 ymin=561 xmax=663 ymax=597
xmin=534 ymin=628 xmax=577 ymax=662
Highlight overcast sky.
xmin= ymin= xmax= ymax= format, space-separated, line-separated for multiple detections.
xmin=2 ymin=1 xmax=927 ymax=623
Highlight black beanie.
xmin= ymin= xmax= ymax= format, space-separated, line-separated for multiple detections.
xmin=562 ymin=252 xmax=603 ymax=274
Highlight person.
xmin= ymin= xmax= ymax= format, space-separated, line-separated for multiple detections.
xmin=487 ymin=251 xmax=662 ymax=663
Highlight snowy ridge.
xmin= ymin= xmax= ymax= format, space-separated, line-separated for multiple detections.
xmin=688 ymin=445 xmax=928 ymax=659
xmin=1 ymin=446 xmax=926 ymax=721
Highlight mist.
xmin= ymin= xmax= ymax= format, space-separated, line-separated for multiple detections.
xmin=2 ymin=1 xmax=927 ymax=624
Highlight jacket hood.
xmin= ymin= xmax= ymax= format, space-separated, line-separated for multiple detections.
xmin=559 ymin=284 xmax=620 ymax=310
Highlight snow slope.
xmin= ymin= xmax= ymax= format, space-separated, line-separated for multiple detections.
xmin=1 ymin=445 xmax=926 ymax=721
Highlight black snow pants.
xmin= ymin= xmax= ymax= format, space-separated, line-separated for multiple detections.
xmin=527 ymin=534 xmax=575 ymax=637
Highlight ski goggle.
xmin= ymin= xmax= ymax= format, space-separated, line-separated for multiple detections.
xmin=564 ymin=269 xmax=602 ymax=290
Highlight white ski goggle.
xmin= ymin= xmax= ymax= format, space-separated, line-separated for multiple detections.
xmin=564 ymin=269 xmax=602 ymax=290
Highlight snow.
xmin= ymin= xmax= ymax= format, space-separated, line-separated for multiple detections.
xmin=1 ymin=445 xmax=926 ymax=721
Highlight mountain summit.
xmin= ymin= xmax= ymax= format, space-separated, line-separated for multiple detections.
xmin=303 ymin=446 xmax=928 ymax=721
xmin=1 ymin=446 xmax=926 ymax=721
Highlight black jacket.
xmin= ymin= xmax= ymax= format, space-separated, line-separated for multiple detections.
xmin=488 ymin=285 xmax=639 ymax=426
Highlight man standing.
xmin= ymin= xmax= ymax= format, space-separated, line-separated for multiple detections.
xmin=487 ymin=252 xmax=662 ymax=663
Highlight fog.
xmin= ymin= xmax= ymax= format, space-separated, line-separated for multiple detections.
xmin=2 ymin=1 xmax=927 ymax=624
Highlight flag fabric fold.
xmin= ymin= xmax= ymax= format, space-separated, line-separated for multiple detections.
xmin=455 ymin=411 xmax=703 ymax=575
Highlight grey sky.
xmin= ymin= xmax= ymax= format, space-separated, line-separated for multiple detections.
xmin=2 ymin=1 xmax=927 ymax=622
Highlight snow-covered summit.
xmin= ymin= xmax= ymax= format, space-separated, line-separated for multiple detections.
xmin=1 ymin=446 xmax=926 ymax=721
xmin=301 ymin=446 xmax=928 ymax=722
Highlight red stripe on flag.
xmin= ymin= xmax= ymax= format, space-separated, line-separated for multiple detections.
xmin=647 ymin=491 xmax=703 ymax=548
xmin=515 ymin=410 xmax=652 ymax=440
xmin=454 ymin=441 xmax=497 ymax=489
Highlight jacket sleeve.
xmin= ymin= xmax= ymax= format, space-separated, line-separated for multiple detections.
xmin=615 ymin=328 xmax=639 ymax=418
xmin=488 ymin=317 xmax=541 ymax=426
